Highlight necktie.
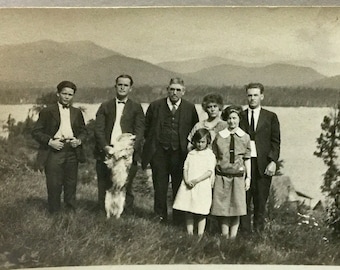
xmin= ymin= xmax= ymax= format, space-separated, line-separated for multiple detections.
xmin=230 ymin=133 xmax=235 ymax=164
xmin=118 ymin=101 xmax=126 ymax=104
xmin=250 ymin=110 xmax=255 ymax=140
xmin=62 ymin=104 xmax=69 ymax=109
xmin=171 ymin=104 xmax=177 ymax=115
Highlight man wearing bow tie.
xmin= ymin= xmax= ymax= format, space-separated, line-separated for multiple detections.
xmin=142 ymin=78 xmax=199 ymax=224
xmin=240 ymin=82 xmax=281 ymax=233
xmin=32 ymin=81 xmax=87 ymax=214
xmin=94 ymin=74 xmax=145 ymax=213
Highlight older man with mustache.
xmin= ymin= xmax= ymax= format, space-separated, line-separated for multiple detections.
xmin=142 ymin=78 xmax=199 ymax=225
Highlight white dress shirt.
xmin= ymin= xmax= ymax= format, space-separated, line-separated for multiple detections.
xmin=166 ymin=98 xmax=181 ymax=112
xmin=54 ymin=103 xmax=74 ymax=139
xmin=248 ymin=106 xmax=261 ymax=157
xmin=110 ymin=98 xmax=127 ymax=145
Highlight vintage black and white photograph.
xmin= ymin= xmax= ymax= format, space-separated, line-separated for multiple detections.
xmin=0 ymin=5 xmax=340 ymax=268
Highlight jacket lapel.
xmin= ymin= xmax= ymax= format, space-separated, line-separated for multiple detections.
xmin=108 ymin=98 xmax=116 ymax=132
xmin=256 ymin=108 xmax=265 ymax=131
xmin=121 ymin=99 xmax=131 ymax=124
xmin=51 ymin=103 xmax=60 ymax=123
xmin=177 ymin=99 xmax=186 ymax=129
xmin=70 ymin=106 xmax=77 ymax=127
xmin=244 ymin=109 xmax=250 ymax=129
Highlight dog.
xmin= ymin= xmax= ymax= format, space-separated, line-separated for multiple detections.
xmin=104 ymin=133 xmax=136 ymax=219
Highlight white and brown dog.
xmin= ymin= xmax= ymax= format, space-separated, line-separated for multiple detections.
xmin=104 ymin=133 xmax=136 ymax=219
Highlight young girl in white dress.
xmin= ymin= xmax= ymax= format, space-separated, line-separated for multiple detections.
xmin=173 ymin=128 xmax=216 ymax=236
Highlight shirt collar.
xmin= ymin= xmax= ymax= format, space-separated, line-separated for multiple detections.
xmin=188 ymin=148 xmax=211 ymax=155
xmin=58 ymin=102 xmax=70 ymax=110
xmin=248 ymin=106 xmax=261 ymax=114
xmin=167 ymin=97 xmax=181 ymax=108
xmin=219 ymin=127 xmax=246 ymax=138
xmin=116 ymin=97 xmax=128 ymax=105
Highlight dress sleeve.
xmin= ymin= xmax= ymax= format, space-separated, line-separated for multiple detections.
xmin=207 ymin=151 xmax=216 ymax=184
xmin=243 ymin=134 xmax=251 ymax=160
xmin=183 ymin=155 xmax=190 ymax=170
xmin=207 ymin=151 xmax=216 ymax=171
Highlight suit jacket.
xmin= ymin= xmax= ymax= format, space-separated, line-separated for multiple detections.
xmin=141 ymin=98 xmax=199 ymax=169
xmin=240 ymin=108 xmax=280 ymax=177
xmin=93 ymin=98 xmax=145 ymax=161
xmin=32 ymin=103 xmax=87 ymax=169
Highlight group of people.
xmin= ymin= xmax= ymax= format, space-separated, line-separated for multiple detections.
xmin=32 ymin=75 xmax=280 ymax=239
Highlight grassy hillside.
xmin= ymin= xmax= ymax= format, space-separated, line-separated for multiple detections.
xmin=1 ymin=136 xmax=340 ymax=267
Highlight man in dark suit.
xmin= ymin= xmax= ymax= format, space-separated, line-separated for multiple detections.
xmin=32 ymin=81 xmax=87 ymax=214
xmin=94 ymin=74 xmax=145 ymax=213
xmin=142 ymin=77 xmax=199 ymax=224
xmin=240 ymin=82 xmax=281 ymax=233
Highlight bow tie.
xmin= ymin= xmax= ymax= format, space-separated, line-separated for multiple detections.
xmin=59 ymin=103 xmax=69 ymax=109
xmin=117 ymin=101 xmax=126 ymax=104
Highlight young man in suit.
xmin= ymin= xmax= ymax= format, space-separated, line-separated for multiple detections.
xmin=94 ymin=74 xmax=145 ymax=213
xmin=142 ymin=77 xmax=199 ymax=224
xmin=240 ymin=82 xmax=281 ymax=233
xmin=32 ymin=81 xmax=87 ymax=214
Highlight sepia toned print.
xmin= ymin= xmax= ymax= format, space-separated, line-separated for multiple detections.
xmin=0 ymin=5 xmax=340 ymax=269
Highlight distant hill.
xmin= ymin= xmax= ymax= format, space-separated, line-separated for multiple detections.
xmin=0 ymin=40 xmax=197 ymax=89
xmin=0 ymin=40 xmax=121 ymax=87
xmin=309 ymin=75 xmax=340 ymax=89
xmin=158 ymin=56 xmax=257 ymax=73
xmin=60 ymin=54 xmax=198 ymax=88
xmin=185 ymin=63 xmax=326 ymax=87
xmin=281 ymin=59 xmax=340 ymax=77
xmin=0 ymin=40 xmax=334 ymax=89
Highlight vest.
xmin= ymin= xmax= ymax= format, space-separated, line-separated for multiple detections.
xmin=158 ymin=107 xmax=180 ymax=150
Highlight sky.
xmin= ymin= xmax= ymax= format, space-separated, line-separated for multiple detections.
xmin=1 ymin=7 xmax=340 ymax=65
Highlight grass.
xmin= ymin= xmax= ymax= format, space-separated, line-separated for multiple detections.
xmin=1 ymin=158 xmax=340 ymax=268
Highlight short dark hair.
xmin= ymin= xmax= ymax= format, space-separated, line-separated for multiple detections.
xmin=245 ymin=82 xmax=264 ymax=94
xmin=116 ymin=74 xmax=133 ymax=86
xmin=201 ymin=93 xmax=224 ymax=112
xmin=57 ymin=81 xmax=77 ymax=93
xmin=169 ymin=77 xmax=184 ymax=86
xmin=221 ymin=105 xmax=243 ymax=121
xmin=192 ymin=128 xmax=212 ymax=148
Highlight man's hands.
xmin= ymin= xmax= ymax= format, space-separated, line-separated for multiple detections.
xmin=69 ymin=137 xmax=81 ymax=148
xmin=265 ymin=161 xmax=276 ymax=177
xmin=48 ymin=137 xmax=81 ymax=150
xmin=104 ymin=145 xmax=114 ymax=155
xmin=48 ymin=138 xmax=64 ymax=150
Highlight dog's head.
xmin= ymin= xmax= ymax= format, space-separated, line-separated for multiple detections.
xmin=116 ymin=133 xmax=136 ymax=147
xmin=104 ymin=133 xmax=136 ymax=168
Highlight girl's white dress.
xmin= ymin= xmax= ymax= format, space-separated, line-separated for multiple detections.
xmin=173 ymin=148 xmax=216 ymax=215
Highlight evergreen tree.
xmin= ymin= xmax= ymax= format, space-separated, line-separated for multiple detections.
xmin=314 ymin=103 xmax=340 ymax=233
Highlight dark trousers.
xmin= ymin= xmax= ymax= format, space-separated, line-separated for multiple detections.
xmin=150 ymin=147 xmax=186 ymax=223
xmin=96 ymin=160 xmax=137 ymax=211
xmin=241 ymin=158 xmax=272 ymax=232
xmin=44 ymin=147 xmax=78 ymax=213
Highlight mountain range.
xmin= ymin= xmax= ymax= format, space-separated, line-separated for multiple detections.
xmin=0 ymin=40 xmax=339 ymax=89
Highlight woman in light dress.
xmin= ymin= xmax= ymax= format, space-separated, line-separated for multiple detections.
xmin=173 ymin=128 xmax=216 ymax=236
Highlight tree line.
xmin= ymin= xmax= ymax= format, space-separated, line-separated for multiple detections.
xmin=0 ymin=85 xmax=339 ymax=107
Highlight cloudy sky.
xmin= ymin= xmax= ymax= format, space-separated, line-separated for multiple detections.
xmin=1 ymin=7 xmax=340 ymax=65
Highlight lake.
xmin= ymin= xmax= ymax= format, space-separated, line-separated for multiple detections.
xmin=0 ymin=103 xmax=330 ymax=204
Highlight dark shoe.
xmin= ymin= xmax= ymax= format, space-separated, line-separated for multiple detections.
xmin=238 ymin=228 xmax=253 ymax=239
xmin=122 ymin=206 xmax=135 ymax=216
xmin=153 ymin=215 xmax=167 ymax=224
